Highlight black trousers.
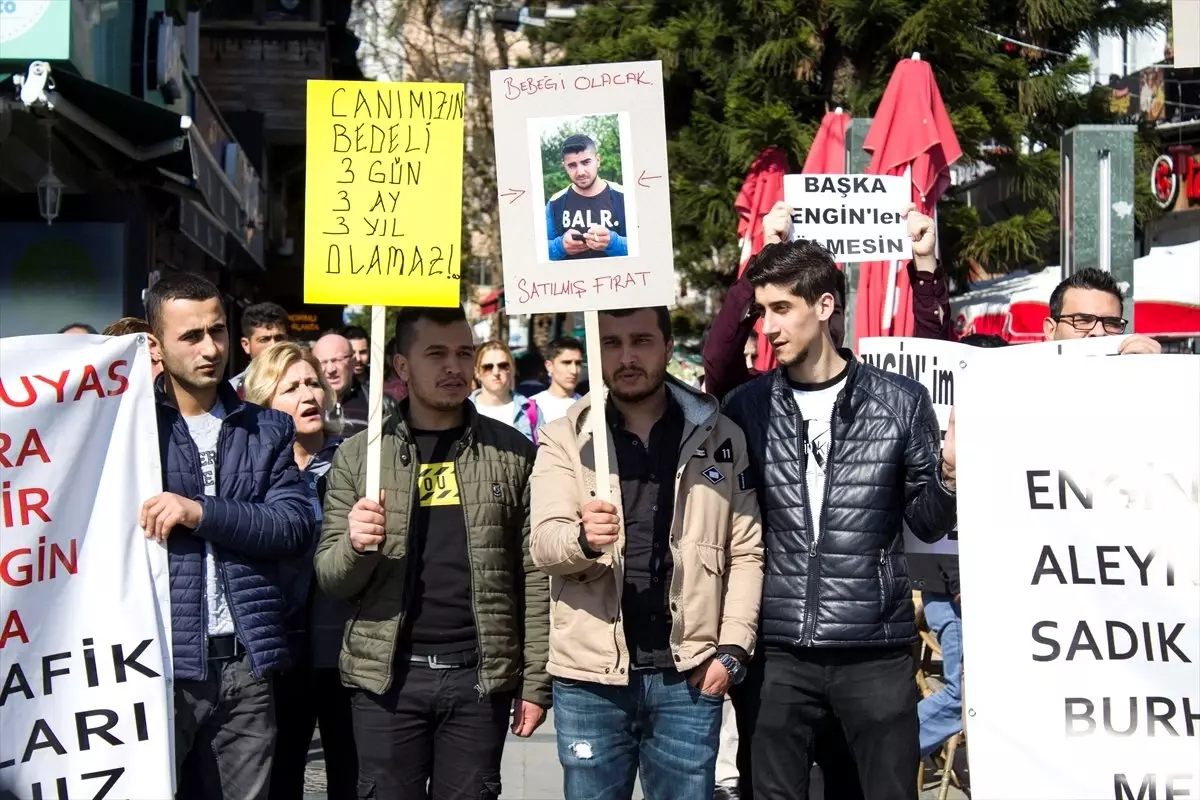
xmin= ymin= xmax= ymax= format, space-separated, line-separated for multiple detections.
xmin=351 ymin=661 xmax=514 ymax=800
xmin=270 ymin=665 xmax=358 ymax=800
xmin=733 ymin=645 xmax=918 ymax=800
xmin=175 ymin=652 xmax=276 ymax=800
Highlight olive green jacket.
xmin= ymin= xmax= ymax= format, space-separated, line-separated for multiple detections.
xmin=314 ymin=405 xmax=551 ymax=707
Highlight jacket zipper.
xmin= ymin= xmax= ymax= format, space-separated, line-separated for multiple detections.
xmin=383 ymin=439 xmax=419 ymax=694
xmin=180 ymin=411 xmax=253 ymax=679
xmin=455 ymin=439 xmax=488 ymax=700
xmin=878 ymin=548 xmax=895 ymax=630
xmin=175 ymin=418 xmax=213 ymax=680
xmin=664 ymin=423 xmax=708 ymax=661
xmin=211 ymin=421 xmax=255 ymax=673
xmin=800 ymin=405 xmax=838 ymax=647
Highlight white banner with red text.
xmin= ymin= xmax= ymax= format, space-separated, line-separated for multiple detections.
xmin=0 ymin=334 xmax=174 ymax=800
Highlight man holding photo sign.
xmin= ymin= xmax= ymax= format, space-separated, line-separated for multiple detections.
xmin=531 ymin=306 xmax=763 ymax=800
xmin=547 ymin=133 xmax=629 ymax=260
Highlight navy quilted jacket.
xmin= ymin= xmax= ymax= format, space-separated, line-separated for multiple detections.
xmin=156 ymin=379 xmax=317 ymax=681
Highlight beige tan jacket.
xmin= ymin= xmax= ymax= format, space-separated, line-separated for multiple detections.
xmin=530 ymin=378 xmax=763 ymax=685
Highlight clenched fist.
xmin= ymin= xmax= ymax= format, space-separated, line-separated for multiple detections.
xmin=581 ymin=499 xmax=620 ymax=550
xmin=348 ymin=493 xmax=386 ymax=553
xmin=901 ymin=203 xmax=937 ymax=272
xmin=761 ymin=201 xmax=793 ymax=246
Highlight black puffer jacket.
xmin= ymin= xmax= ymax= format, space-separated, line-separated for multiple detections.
xmin=723 ymin=353 xmax=956 ymax=648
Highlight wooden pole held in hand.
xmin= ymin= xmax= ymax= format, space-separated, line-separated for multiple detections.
xmin=362 ymin=304 xmax=386 ymax=552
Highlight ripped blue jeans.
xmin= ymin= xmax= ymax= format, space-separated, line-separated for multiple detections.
xmin=553 ymin=671 xmax=723 ymax=800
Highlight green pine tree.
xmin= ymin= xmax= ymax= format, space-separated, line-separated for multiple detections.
xmin=547 ymin=0 xmax=1169 ymax=284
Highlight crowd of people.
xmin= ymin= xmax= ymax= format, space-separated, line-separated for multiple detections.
xmin=54 ymin=203 xmax=1163 ymax=800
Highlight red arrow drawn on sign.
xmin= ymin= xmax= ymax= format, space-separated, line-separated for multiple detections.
xmin=500 ymin=188 xmax=526 ymax=205
xmin=638 ymin=170 xmax=663 ymax=189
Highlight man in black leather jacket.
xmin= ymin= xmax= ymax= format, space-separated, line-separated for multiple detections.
xmin=722 ymin=239 xmax=958 ymax=800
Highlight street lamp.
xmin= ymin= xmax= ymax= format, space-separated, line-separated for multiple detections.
xmin=37 ymin=120 xmax=63 ymax=225
xmin=37 ymin=168 xmax=64 ymax=225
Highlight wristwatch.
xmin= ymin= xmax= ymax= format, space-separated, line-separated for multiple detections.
xmin=716 ymin=653 xmax=747 ymax=685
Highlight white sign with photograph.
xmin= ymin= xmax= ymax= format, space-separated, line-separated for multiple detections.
xmin=956 ymin=354 xmax=1200 ymax=799
xmin=490 ymin=61 xmax=675 ymax=315
xmin=784 ymin=174 xmax=913 ymax=263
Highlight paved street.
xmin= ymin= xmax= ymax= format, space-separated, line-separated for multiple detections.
xmin=301 ymin=708 xmax=968 ymax=799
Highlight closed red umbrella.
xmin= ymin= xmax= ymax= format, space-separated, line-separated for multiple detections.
xmin=854 ymin=54 xmax=963 ymax=343
xmin=735 ymin=147 xmax=788 ymax=372
xmin=803 ymin=108 xmax=850 ymax=173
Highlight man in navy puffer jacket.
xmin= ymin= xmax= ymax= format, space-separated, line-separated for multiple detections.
xmin=141 ymin=272 xmax=316 ymax=800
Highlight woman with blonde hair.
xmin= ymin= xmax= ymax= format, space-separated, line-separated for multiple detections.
xmin=242 ymin=342 xmax=357 ymax=800
xmin=469 ymin=339 xmax=541 ymax=442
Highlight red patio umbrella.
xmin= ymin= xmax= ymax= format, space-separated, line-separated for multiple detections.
xmin=735 ymin=147 xmax=788 ymax=373
xmin=854 ymin=54 xmax=962 ymax=343
xmin=803 ymin=108 xmax=850 ymax=173
xmin=735 ymin=112 xmax=852 ymax=371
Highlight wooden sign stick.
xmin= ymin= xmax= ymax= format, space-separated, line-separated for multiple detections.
xmin=583 ymin=310 xmax=612 ymax=505
xmin=363 ymin=304 xmax=386 ymax=551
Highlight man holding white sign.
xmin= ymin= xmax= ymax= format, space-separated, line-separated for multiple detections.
xmin=722 ymin=241 xmax=957 ymax=800
xmin=316 ymin=305 xmax=549 ymax=800
xmin=1044 ymin=267 xmax=1162 ymax=354
xmin=144 ymin=273 xmax=318 ymax=800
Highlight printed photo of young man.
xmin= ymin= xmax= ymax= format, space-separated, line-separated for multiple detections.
xmin=545 ymin=133 xmax=628 ymax=261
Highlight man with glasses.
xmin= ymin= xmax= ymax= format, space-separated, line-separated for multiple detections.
xmin=313 ymin=331 xmax=396 ymax=438
xmin=1043 ymin=268 xmax=1162 ymax=353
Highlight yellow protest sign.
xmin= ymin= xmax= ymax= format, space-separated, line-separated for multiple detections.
xmin=304 ymin=80 xmax=465 ymax=307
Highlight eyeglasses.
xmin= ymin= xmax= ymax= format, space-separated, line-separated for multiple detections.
xmin=318 ymin=354 xmax=352 ymax=368
xmin=481 ymin=362 xmax=512 ymax=373
xmin=1054 ymin=314 xmax=1128 ymax=335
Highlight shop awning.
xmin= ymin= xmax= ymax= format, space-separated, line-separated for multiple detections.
xmin=46 ymin=70 xmax=264 ymax=271
xmin=46 ymin=70 xmax=191 ymax=162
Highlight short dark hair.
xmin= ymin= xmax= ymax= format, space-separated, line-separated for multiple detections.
xmin=1048 ymin=268 xmax=1124 ymax=318
xmin=745 ymin=240 xmax=841 ymax=305
xmin=342 ymin=324 xmax=368 ymax=341
xmin=58 ymin=322 xmax=97 ymax=334
xmin=545 ymin=336 xmax=583 ymax=362
xmin=241 ymin=302 xmax=289 ymax=338
xmin=394 ymin=305 xmax=468 ymax=355
xmin=145 ymin=272 xmax=223 ymax=337
xmin=960 ymin=333 xmax=1009 ymax=348
xmin=560 ymin=134 xmax=596 ymax=160
xmin=599 ymin=306 xmax=672 ymax=342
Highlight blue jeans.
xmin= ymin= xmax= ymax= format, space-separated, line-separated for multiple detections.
xmin=553 ymin=671 xmax=724 ymax=800
xmin=918 ymin=593 xmax=963 ymax=758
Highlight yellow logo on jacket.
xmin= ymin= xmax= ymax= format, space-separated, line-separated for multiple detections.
xmin=418 ymin=462 xmax=460 ymax=507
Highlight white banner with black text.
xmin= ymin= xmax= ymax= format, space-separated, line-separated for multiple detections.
xmin=956 ymin=354 xmax=1200 ymax=799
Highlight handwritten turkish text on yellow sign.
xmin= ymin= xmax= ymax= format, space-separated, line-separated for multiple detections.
xmin=304 ymin=80 xmax=465 ymax=307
